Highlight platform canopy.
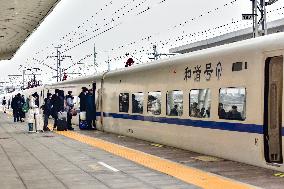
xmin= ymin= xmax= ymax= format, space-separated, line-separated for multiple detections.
xmin=0 ymin=0 xmax=60 ymax=60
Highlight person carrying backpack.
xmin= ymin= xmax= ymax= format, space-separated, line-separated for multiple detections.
xmin=11 ymin=93 xmax=22 ymax=122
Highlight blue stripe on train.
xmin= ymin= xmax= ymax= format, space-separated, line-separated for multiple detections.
xmin=97 ymin=112 xmax=263 ymax=134
xmin=96 ymin=112 xmax=284 ymax=136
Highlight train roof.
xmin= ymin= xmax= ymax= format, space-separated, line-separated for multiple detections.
xmin=97 ymin=32 xmax=283 ymax=79
xmin=46 ymin=74 xmax=99 ymax=87
xmin=49 ymin=32 xmax=284 ymax=86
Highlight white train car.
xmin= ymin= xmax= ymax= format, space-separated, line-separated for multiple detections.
xmin=37 ymin=32 xmax=284 ymax=171
xmin=97 ymin=32 xmax=284 ymax=171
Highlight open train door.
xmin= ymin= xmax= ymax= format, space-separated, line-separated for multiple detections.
xmin=93 ymin=82 xmax=96 ymax=127
xmin=264 ymin=56 xmax=283 ymax=164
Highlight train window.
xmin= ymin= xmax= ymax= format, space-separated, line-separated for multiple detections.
xmin=147 ymin=92 xmax=161 ymax=115
xmin=119 ymin=93 xmax=129 ymax=113
xmin=132 ymin=93 xmax=143 ymax=114
xmin=167 ymin=90 xmax=183 ymax=116
xmin=189 ymin=89 xmax=211 ymax=118
xmin=218 ymin=87 xmax=246 ymax=121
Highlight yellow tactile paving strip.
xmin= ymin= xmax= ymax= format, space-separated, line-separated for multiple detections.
xmin=54 ymin=130 xmax=257 ymax=189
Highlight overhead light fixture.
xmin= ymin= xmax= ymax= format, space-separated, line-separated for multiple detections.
xmin=8 ymin=8 xmax=15 ymax=10
xmin=0 ymin=36 xmax=4 ymax=38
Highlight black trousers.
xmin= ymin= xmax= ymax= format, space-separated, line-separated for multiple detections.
xmin=13 ymin=109 xmax=19 ymax=122
xmin=67 ymin=113 xmax=72 ymax=129
xmin=54 ymin=118 xmax=58 ymax=127
xmin=44 ymin=114 xmax=49 ymax=129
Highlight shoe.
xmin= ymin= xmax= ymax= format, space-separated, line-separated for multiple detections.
xmin=43 ymin=128 xmax=50 ymax=131
xmin=68 ymin=127 xmax=74 ymax=130
xmin=88 ymin=127 xmax=97 ymax=130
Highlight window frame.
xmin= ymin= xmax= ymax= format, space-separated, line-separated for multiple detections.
xmin=147 ymin=91 xmax=162 ymax=116
xmin=218 ymin=87 xmax=246 ymax=121
xmin=119 ymin=93 xmax=130 ymax=113
xmin=166 ymin=90 xmax=183 ymax=117
xmin=189 ymin=88 xmax=211 ymax=119
xmin=132 ymin=92 xmax=144 ymax=114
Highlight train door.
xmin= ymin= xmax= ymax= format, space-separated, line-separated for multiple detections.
xmin=93 ymin=82 xmax=97 ymax=122
xmin=264 ymin=56 xmax=283 ymax=164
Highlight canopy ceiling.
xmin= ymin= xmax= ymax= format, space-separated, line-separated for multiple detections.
xmin=0 ymin=0 xmax=60 ymax=60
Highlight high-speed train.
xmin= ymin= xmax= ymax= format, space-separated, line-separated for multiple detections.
xmin=3 ymin=32 xmax=284 ymax=172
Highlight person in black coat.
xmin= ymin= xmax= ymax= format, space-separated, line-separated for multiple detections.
xmin=11 ymin=93 xmax=22 ymax=122
xmin=86 ymin=89 xmax=96 ymax=129
xmin=19 ymin=95 xmax=26 ymax=121
xmin=42 ymin=93 xmax=52 ymax=131
xmin=11 ymin=96 xmax=19 ymax=122
xmin=51 ymin=89 xmax=61 ymax=129
xmin=78 ymin=87 xmax=88 ymax=112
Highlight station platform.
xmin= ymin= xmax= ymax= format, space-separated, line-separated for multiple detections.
xmin=0 ymin=113 xmax=283 ymax=189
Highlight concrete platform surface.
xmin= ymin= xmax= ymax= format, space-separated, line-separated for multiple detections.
xmin=0 ymin=114 xmax=199 ymax=189
xmin=2 ymin=112 xmax=281 ymax=189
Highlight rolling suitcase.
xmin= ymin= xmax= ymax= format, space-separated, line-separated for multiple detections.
xmin=57 ymin=118 xmax=67 ymax=131
xmin=28 ymin=123 xmax=34 ymax=132
xmin=79 ymin=120 xmax=89 ymax=130
xmin=35 ymin=114 xmax=44 ymax=132
xmin=26 ymin=110 xmax=35 ymax=132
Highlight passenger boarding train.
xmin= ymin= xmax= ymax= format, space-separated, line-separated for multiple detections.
xmin=4 ymin=32 xmax=284 ymax=172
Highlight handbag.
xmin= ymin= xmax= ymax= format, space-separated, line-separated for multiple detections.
xmin=70 ymin=108 xmax=77 ymax=116
xmin=80 ymin=111 xmax=86 ymax=120
xmin=58 ymin=111 xmax=67 ymax=119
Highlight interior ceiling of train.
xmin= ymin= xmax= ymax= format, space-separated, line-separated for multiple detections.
xmin=0 ymin=0 xmax=60 ymax=61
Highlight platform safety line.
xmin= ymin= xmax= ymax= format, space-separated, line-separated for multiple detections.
xmin=55 ymin=131 xmax=257 ymax=189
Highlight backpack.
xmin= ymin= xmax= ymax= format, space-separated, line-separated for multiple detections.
xmin=22 ymin=102 xmax=29 ymax=113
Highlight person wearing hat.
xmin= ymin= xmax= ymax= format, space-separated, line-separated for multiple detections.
xmin=65 ymin=91 xmax=74 ymax=130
